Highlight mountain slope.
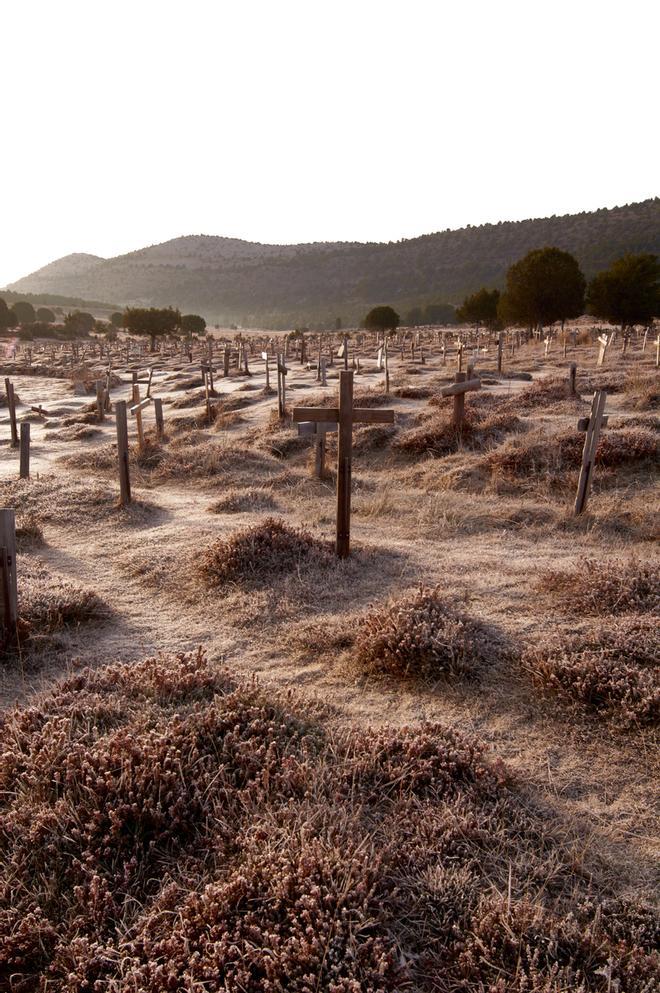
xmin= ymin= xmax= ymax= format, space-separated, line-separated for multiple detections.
xmin=8 ymin=200 xmax=659 ymax=327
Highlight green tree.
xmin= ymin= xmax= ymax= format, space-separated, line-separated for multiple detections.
xmin=36 ymin=307 xmax=56 ymax=323
xmin=110 ymin=312 xmax=124 ymax=328
xmin=0 ymin=298 xmax=13 ymax=331
xmin=123 ymin=306 xmax=181 ymax=351
xmin=457 ymin=288 xmax=500 ymax=328
xmin=12 ymin=301 xmax=36 ymax=324
xmin=181 ymin=313 xmax=206 ymax=335
xmin=503 ymin=247 xmax=586 ymax=329
xmin=586 ymin=253 xmax=660 ymax=331
xmin=64 ymin=311 xmax=95 ymax=336
xmin=363 ymin=305 xmax=400 ymax=333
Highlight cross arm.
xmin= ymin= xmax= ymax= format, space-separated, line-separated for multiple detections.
xmin=352 ymin=408 xmax=395 ymax=424
xmin=439 ymin=378 xmax=481 ymax=397
xmin=292 ymin=407 xmax=339 ymax=423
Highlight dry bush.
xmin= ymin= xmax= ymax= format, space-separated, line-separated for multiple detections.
xmin=208 ymin=487 xmax=277 ymax=514
xmin=524 ymin=616 xmax=659 ymax=726
xmin=354 ymin=585 xmax=498 ymax=680
xmin=395 ymin=408 xmax=520 ymax=457
xmin=392 ymin=384 xmax=435 ymax=399
xmin=485 ymin=428 xmax=657 ymax=481
xmin=61 ymin=411 xmax=99 ymax=426
xmin=48 ymin=424 xmax=102 ymax=442
xmin=624 ymin=370 xmax=659 ymax=411
xmin=199 ymin=516 xmax=333 ymax=586
xmin=170 ymin=387 xmax=218 ymax=409
xmin=15 ymin=513 xmax=45 ymax=551
xmin=0 ymin=648 xmax=656 ymax=992
xmin=506 ymin=376 xmax=585 ymax=410
xmin=353 ymin=423 xmax=398 ymax=454
xmin=17 ymin=563 xmax=107 ymax=635
xmin=150 ymin=441 xmax=276 ymax=485
xmin=1 ymin=476 xmax=154 ymax=528
xmin=538 ymin=559 xmax=659 ymax=615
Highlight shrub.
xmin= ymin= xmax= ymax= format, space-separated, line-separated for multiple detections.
xmin=485 ymin=428 xmax=657 ymax=480
xmin=395 ymin=409 xmax=520 ymax=457
xmin=537 ymin=559 xmax=659 ymax=615
xmin=0 ymin=649 xmax=656 ymax=991
xmin=524 ymin=615 xmax=659 ymax=725
xmin=18 ymin=564 xmax=107 ymax=634
xmin=208 ymin=487 xmax=277 ymax=514
xmin=199 ymin=517 xmax=334 ymax=586
xmin=354 ymin=586 xmax=495 ymax=679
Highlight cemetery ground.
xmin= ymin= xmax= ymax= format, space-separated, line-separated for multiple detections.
xmin=0 ymin=323 xmax=658 ymax=990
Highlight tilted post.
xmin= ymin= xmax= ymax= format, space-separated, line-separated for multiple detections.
xmin=574 ymin=390 xmax=607 ymax=515
xmin=4 ymin=378 xmax=18 ymax=448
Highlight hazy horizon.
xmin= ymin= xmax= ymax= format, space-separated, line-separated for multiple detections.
xmin=2 ymin=0 xmax=658 ymax=287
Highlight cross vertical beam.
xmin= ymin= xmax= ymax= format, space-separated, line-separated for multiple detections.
xmin=336 ymin=370 xmax=353 ymax=558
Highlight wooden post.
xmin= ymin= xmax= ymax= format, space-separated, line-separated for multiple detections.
xmin=276 ymin=354 xmax=288 ymax=418
xmin=115 ymin=400 xmax=131 ymax=506
xmin=317 ymin=337 xmax=323 ymax=381
xmin=453 ymin=372 xmax=466 ymax=428
xmin=343 ymin=334 xmax=349 ymax=371
xmin=320 ymin=358 xmax=327 ymax=386
xmin=132 ymin=385 xmax=145 ymax=448
xmin=597 ymin=334 xmax=609 ymax=367
xmin=4 ymin=378 xmax=18 ymax=448
xmin=574 ymin=390 xmax=607 ymax=516
xmin=19 ymin=423 xmax=30 ymax=479
xmin=96 ymin=380 xmax=105 ymax=422
xmin=497 ymin=334 xmax=503 ymax=374
xmin=223 ymin=346 xmax=230 ymax=377
xmin=262 ymin=351 xmax=270 ymax=390
xmin=384 ymin=339 xmax=390 ymax=394
xmin=568 ymin=363 xmax=577 ymax=396
xmin=154 ymin=397 xmax=164 ymax=439
xmin=0 ymin=509 xmax=18 ymax=643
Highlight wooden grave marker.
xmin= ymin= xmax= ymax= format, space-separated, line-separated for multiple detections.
xmin=574 ymin=389 xmax=608 ymax=515
xmin=293 ymin=369 xmax=394 ymax=557
xmin=19 ymin=423 xmax=30 ymax=479
xmin=276 ymin=353 xmax=288 ymax=418
xmin=0 ymin=509 xmax=18 ymax=644
xmin=262 ymin=351 xmax=271 ymax=391
xmin=4 ymin=378 xmax=18 ymax=448
xmin=115 ymin=400 xmax=131 ymax=506
xmin=439 ymin=371 xmax=481 ymax=430
xmin=297 ymin=419 xmax=336 ymax=478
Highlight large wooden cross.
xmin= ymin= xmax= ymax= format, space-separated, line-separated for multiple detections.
xmin=438 ymin=371 xmax=481 ymax=429
xmin=293 ymin=370 xmax=394 ymax=558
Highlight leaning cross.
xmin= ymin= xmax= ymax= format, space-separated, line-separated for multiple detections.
xmin=574 ymin=389 xmax=608 ymax=515
xmin=293 ymin=370 xmax=394 ymax=558
xmin=438 ymin=371 xmax=481 ymax=429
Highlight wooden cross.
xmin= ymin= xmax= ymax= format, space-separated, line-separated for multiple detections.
xmin=439 ymin=371 xmax=481 ymax=429
xmin=596 ymin=333 xmax=610 ymax=367
xmin=276 ymin=353 xmax=288 ymax=417
xmin=297 ymin=419 xmax=336 ymax=478
xmin=574 ymin=389 xmax=607 ymax=515
xmin=293 ymin=370 xmax=394 ymax=557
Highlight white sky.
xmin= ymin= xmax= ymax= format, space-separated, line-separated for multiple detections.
xmin=1 ymin=0 xmax=658 ymax=287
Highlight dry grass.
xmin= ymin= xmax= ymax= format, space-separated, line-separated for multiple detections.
xmin=0 ymin=476 xmax=155 ymax=528
xmin=506 ymin=376 xmax=586 ymax=410
xmin=199 ymin=516 xmax=334 ymax=586
xmin=207 ymin=487 xmax=277 ymax=514
xmin=524 ymin=616 xmax=659 ymax=726
xmin=17 ymin=563 xmax=107 ymax=635
xmin=48 ymin=424 xmax=102 ymax=442
xmin=353 ymin=586 xmax=502 ymax=680
xmin=395 ymin=409 xmax=521 ymax=457
xmin=537 ymin=559 xmax=659 ymax=615
xmin=484 ymin=428 xmax=657 ymax=483
xmin=0 ymin=648 xmax=656 ymax=991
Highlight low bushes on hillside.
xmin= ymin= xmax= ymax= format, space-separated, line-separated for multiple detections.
xmin=395 ymin=409 xmax=520 ymax=457
xmin=524 ymin=615 xmax=659 ymax=726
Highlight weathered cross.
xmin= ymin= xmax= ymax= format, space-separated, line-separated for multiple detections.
xmin=438 ymin=371 xmax=481 ymax=429
xmin=293 ymin=370 xmax=394 ymax=557
xmin=574 ymin=389 xmax=608 ymax=515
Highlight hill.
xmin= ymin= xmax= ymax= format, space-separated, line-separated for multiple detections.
xmin=7 ymin=199 xmax=659 ymax=327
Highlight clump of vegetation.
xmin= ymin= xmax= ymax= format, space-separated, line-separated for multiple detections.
xmin=18 ymin=564 xmax=107 ymax=635
xmin=199 ymin=517 xmax=333 ymax=586
xmin=485 ymin=428 xmax=657 ymax=481
xmin=538 ymin=559 xmax=659 ymax=615
xmin=15 ymin=513 xmax=45 ymax=551
xmin=354 ymin=585 xmax=495 ymax=679
xmin=525 ymin=616 xmax=659 ymax=726
xmin=395 ymin=409 xmax=519 ymax=456
xmin=208 ymin=487 xmax=277 ymax=514
xmin=507 ymin=376 xmax=585 ymax=409
xmin=0 ymin=648 xmax=656 ymax=991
